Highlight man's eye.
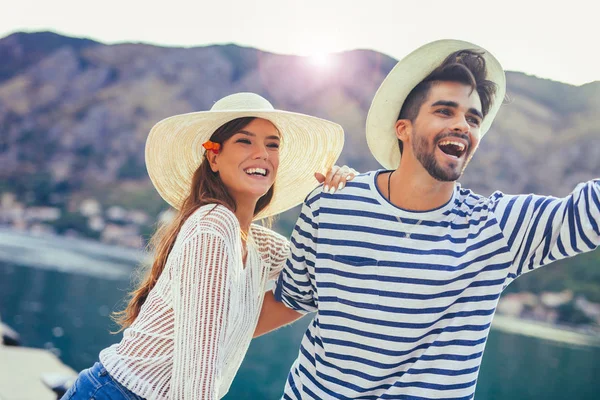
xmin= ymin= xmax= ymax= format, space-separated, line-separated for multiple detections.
xmin=437 ymin=108 xmax=451 ymax=116
xmin=467 ymin=117 xmax=481 ymax=126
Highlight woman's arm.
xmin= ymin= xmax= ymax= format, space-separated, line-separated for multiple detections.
xmin=254 ymin=291 xmax=303 ymax=337
xmin=172 ymin=231 xmax=232 ymax=399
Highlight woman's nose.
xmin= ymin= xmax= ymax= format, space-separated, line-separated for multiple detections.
xmin=252 ymin=144 xmax=269 ymax=160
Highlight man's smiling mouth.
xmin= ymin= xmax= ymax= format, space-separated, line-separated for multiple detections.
xmin=437 ymin=140 xmax=467 ymax=158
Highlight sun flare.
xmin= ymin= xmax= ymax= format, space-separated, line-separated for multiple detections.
xmin=307 ymin=52 xmax=333 ymax=69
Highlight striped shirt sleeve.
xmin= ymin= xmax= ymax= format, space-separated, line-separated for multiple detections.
xmin=492 ymin=179 xmax=600 ymax=278
xmin=274 ymin=194 xmax=320 ymax=314
xmin=171 ymin=230 xmax=232 ymax=399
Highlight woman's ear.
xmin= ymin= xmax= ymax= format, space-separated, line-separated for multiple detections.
xmin=206 ymin=152 xmax=219 ymax=173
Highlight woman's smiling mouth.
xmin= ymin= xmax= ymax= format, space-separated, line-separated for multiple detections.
xmin=243 ymin=167 xmax=269 ymax=177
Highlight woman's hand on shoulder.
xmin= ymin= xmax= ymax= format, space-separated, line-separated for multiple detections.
xmin=315 ymin=165 xmax=358 ymax=194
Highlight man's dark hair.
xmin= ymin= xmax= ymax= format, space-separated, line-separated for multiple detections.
xmin=396 ymin=50 xmax=498 ymax=154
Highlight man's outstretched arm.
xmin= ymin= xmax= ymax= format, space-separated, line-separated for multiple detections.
xmin=493 ymin=179 xmax=600 ymax=279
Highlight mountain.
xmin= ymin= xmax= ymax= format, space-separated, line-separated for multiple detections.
xmin=0 ymin=31 xmax=99 ymax=84
xmin=0 ymin=31 xmax=599 ymax=300
xmin=1 ymin=32 xmax=598 ymax=201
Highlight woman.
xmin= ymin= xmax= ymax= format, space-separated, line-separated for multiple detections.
xmin=62 ymin=92 xmax=351 ymax=399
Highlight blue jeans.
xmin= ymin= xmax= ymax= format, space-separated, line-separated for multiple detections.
xmin=61 ymin=362 xmax=145 ymax=400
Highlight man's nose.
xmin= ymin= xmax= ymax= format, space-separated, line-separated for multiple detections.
xmin=452 ymin=116 xmax=470 ymax=133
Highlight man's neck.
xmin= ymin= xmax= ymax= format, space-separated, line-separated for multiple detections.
xmin=380 ymin=160 xmax=456 ymax=212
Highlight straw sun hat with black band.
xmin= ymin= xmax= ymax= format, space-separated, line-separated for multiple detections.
xmin=145 ymin=92 xmax=345 ymax=220
xmin=366 ymin=39 xmax=507 ymax=170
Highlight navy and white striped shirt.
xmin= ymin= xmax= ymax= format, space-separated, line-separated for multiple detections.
xmin=274 ymin=170 xmax=600 ymax=400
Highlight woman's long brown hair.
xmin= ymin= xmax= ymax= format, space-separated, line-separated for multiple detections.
xmin=112 ymin=117 xmax=275 ymax=330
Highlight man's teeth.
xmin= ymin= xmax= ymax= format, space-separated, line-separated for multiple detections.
xmin=438 ymin=140 xmax=466 ymax=151
xmin=245 ymin=168 xmax=267 ymax=176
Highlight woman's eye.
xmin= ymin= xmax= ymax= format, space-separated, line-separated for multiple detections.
xmin=267 ymin=143 xmax=280 ymax=149
xmin=236 ymin=138 xmax=251 ymax=144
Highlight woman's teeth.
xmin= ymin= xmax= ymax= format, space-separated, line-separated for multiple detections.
xmin=244 ymin=168 xmax=267 ymax=176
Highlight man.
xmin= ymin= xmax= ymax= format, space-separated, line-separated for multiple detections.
xmin=255 ymin=39 xmax=600 ymax=399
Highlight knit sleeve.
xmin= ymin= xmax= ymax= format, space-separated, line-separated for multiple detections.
xmin=171 ymin=230 xmax=233 ymax=399
xmin=268 ymin=233 xmax=290 ymax=281
xmin=250 ymin=224 xmax=290 ymax=281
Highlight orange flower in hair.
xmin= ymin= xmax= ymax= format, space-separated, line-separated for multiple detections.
xmin=202 ymin=140 xmax=221 ymax=154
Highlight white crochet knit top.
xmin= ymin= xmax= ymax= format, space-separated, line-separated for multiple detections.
xmin=99 ymin=204 xmax=289 ymax=399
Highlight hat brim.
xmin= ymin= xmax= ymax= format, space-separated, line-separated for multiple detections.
xmin=145 ymin=109 xmax=344 ymax=220
xmin=366 ymin=39 xmax=506 ymax=170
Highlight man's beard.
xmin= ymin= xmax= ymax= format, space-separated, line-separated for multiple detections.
xmin=412 ymin=132 xmax=469 ymax=182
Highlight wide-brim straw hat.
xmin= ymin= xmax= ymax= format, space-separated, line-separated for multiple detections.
xmin=366 ymin=39 xmax=506 ymax=169
xmin=145 ymin=92 xmax=344 ymax=220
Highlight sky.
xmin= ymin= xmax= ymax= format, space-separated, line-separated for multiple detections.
xmin=1 ymin=0 xmax=598 ymax=86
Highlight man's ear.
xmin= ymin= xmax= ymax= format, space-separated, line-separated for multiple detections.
xmin=206 ymin=152 xmax=219 ymax=173
xmin=395 ymin=119 xmax=411 ymax=143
